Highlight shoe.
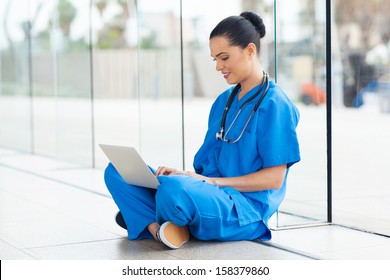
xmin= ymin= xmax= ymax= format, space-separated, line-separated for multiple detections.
xmin=115 ymin=211 xmax=127 ymax=230
xmin=156 ymin=221 xmax=189 ymax=249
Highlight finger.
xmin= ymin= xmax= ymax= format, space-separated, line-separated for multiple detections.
xmin=155 ymin=166 xmax=165 ymax=177
xmin=156 ymin=166 xmax=172 ymax=176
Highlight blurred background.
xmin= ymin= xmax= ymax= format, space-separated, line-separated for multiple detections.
xmin=0 ymin=0 xmax=389 ymax=235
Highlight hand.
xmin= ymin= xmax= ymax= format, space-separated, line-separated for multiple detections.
xmin=189 ymin=172 xmax=216 ymax=185
xmin=155 ymin=166 xmax=184 ymax=177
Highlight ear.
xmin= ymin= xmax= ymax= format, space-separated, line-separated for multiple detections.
xmin=246 ymin=43 xmax=257 ymax=57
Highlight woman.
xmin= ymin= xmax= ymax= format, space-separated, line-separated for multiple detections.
xmin=104 ymin=11 xmax=300 ymax=249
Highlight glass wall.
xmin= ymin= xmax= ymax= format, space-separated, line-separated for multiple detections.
xmin=2 ymin=0 xmax=389 ymax=234
xmin=0 ymin=0 xmax=32 ymax=153
xmin=0 ymin=0 xmax=328 ymax=229
xmin=93 ymin=0 xmax=183 ymax=170
xmin=92 ymin=0 xmax=140 ymax=169
xmin=30 ymin=0 xmax=94 ymax=166
xmin=137 ymin=0 xmax=183 ymax=168
xmin=332 ymin=0 xmax=390 ymax=235
xmin=272 ymin=0 xmax=328 ymax=227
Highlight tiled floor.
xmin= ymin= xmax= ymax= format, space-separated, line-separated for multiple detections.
xmin=1 ymin=152 xmax=390 ymax=260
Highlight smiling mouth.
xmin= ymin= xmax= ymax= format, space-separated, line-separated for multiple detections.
xmin=222 ymin=72 xmax=230 ymax=79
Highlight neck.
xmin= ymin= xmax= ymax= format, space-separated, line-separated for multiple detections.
xmin=238 ymin=70 xmax=264 ymax=99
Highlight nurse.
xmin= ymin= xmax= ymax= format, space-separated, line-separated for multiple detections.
xmin=104 ymin=11 xmax=300 ymax=249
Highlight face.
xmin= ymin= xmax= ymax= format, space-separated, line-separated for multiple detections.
xmin=209 ymin=36 xmax=254 ymax=85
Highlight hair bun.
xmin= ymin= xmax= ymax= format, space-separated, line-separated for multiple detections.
xmin=240 ymin=11 xmax=266 ymax=38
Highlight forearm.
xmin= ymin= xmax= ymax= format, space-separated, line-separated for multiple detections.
xmin=157 ymin=164 xmax=287 ymax=192
xmin=211 ymin=165 xmax=287 ymax=192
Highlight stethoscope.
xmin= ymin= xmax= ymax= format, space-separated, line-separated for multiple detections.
xmin=216 ymin=72 xmax=270 ymax=144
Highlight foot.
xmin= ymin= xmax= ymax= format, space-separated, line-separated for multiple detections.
xmin=115 ymin=212 xmax=127 ymax=230
xmin=156 ymin=221 xmax=190 ymax=249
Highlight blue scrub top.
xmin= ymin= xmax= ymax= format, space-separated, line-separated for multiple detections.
xmin=193 ymin=81 xmax=300 ymax=236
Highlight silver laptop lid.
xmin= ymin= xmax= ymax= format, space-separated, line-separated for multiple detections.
xmin=99 ymin=144 xmax=159 ymax=189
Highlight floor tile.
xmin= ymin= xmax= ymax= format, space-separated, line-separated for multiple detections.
xmin=165 ymin=239 xmax=312 ymax=260
xmin=0 ymin=190 xmax=62 ymax=224
xmin=29 ymin=239 xmax=178 ymax=260
xmin=0 ymin=166 xmax=125 ymax=237
xmin=0 ymin=154 xmax=79 ymax=173
xmin=320 ymin=243 xmax=390 ymax=260
xmin=0 ymin=216 xmax=120 ymax=249
xmin=44 ymin=168 xmax=108 ymax=196
xmin=270 ymin=225 xmax=390 ymax=259
xmin=0 ymin=239 xmax=35 ymax=260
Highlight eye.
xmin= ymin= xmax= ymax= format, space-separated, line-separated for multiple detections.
xmin=212 ymin=56 xmax=229 ymax=63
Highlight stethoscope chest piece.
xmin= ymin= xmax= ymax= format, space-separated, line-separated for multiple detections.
xmin=215 ymin=130 xmax=223 ymax=141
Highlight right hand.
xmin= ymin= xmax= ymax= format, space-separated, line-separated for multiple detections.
xmin=155 ymin=166 xmax=184 ymax=177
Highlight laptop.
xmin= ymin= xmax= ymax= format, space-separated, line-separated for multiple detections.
xmin=99 ymin=144 xmax=159 ymax=189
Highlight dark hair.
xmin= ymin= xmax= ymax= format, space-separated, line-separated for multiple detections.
xmin=209 ymin=11 xmax=266 ymax=55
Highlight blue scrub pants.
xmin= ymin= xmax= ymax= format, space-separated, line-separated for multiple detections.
xmin=104 ymin=163 xmax=266 ymax=241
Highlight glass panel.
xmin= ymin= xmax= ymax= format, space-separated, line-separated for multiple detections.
xmin=54 ymin=0 xmax=93 ymax=166
xmin=332 ymin=0 xmax=390 ymax=235
xmin=92 ymin=0 xmax=140 ymax=169
xmin=273 ymin=0 xmax=328 ymax=227
xmin=0 ymin=0 xmax=32 ymax=153
xmin=137 ymin=0 xmax=183 ymax=168
xmin=30 ymin=0 xmax=94 ymax=166
xmin=30 ymin=0 xmax=57 ymax=158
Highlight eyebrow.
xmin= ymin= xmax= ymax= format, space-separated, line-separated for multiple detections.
xmin=211 ymin=52 xmax=228 ymax=58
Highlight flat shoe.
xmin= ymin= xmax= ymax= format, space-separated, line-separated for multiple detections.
xmin=156 ymin=221 xmax=189 ymax=249
xmin=115 ymin=211 xmax=127 ymax=230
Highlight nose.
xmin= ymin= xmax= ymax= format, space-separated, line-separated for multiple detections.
xmin=215 ymin=60 xmax=223 ymax=71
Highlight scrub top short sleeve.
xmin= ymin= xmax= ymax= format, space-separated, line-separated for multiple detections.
xmin=256 ymin=84 xmax=301 ymax=169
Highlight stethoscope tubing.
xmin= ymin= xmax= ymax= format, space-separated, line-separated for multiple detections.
xmin=216 ymin=72 xmax=270 ymax=144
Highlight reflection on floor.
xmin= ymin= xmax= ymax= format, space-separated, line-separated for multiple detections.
xmin=1 ymin=151 xmax=390 ymax=260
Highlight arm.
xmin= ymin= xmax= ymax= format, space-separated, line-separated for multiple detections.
xmin=156 ymin=164 xmax=287 ymax=193
xmin=210 ymin=164 xmax=287 ymax=192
